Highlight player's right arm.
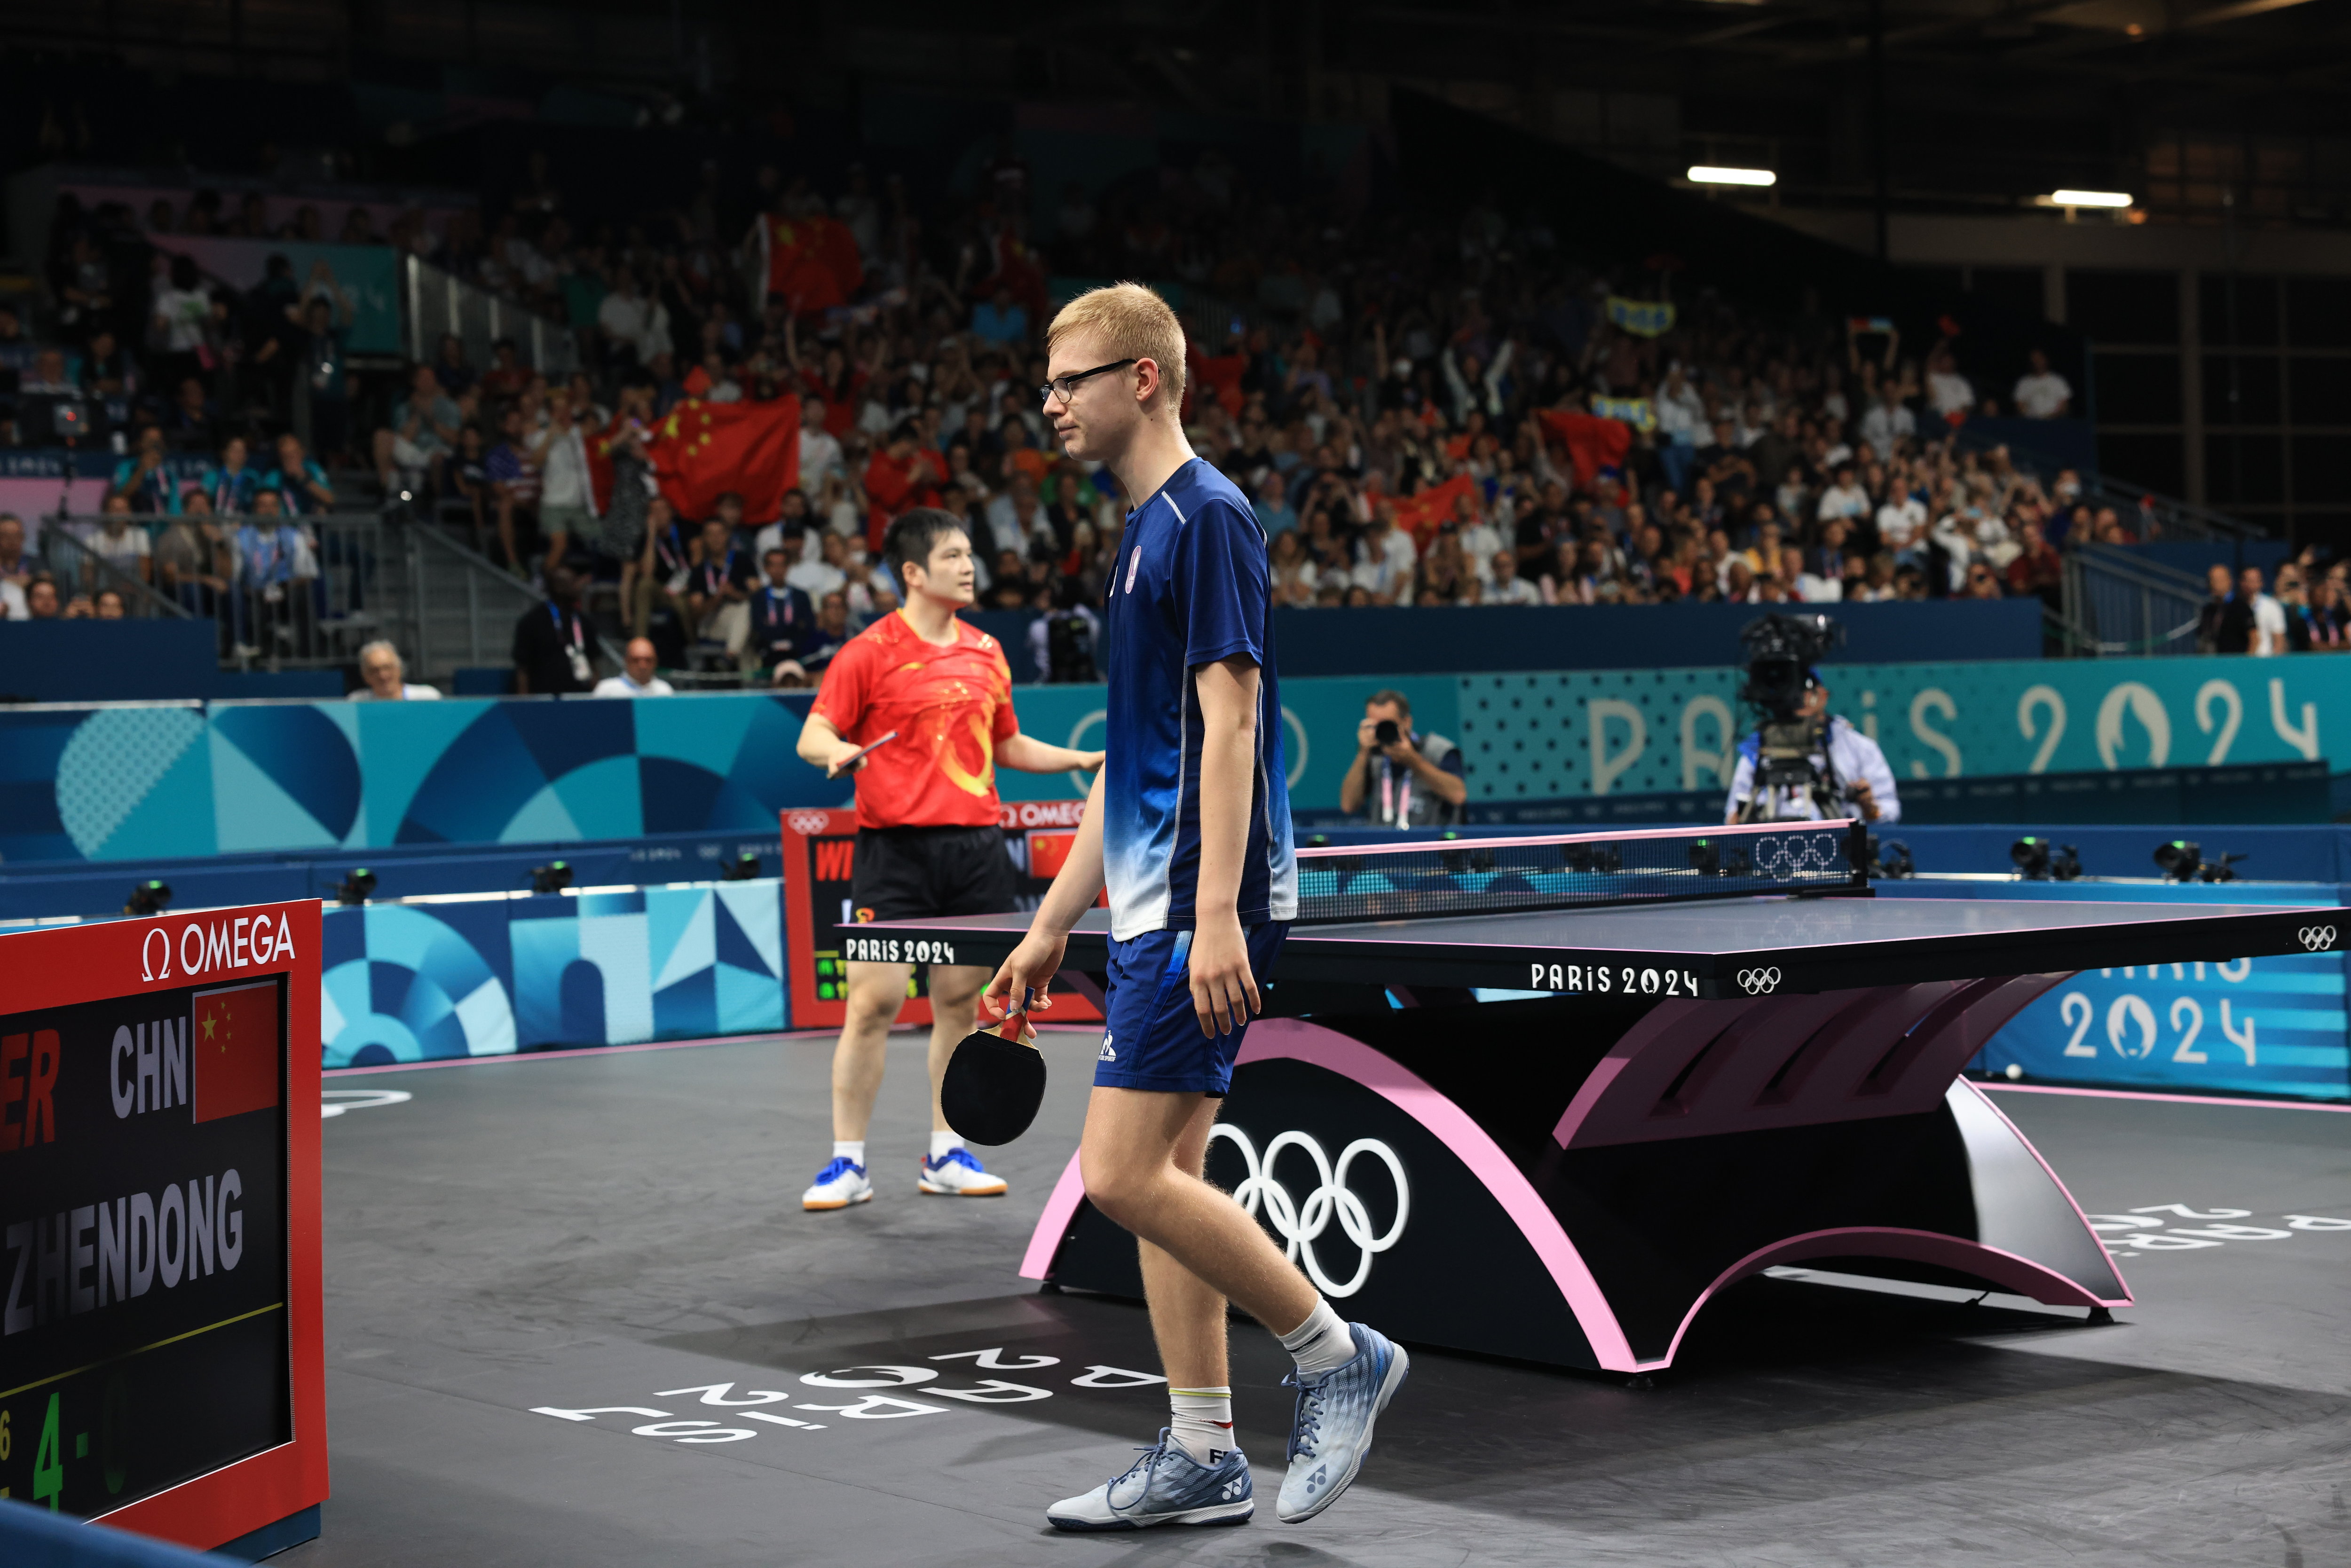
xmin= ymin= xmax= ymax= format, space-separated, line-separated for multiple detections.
xmin=796 ymin=637 xmax=875 ymax=777
xmin=984 ymin=769 xmax=1107 ymax=1024
xmin=794 ymin=711 xmax=874 ymax=777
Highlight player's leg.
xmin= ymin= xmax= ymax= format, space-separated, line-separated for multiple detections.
xmin=1141 ymin=1095 xmax=1239 ymax=1474
xmin=800 ymin=958 xmax=907 ymax=1211
xmin=914 ymin=961 xmax=1006 ymax=1196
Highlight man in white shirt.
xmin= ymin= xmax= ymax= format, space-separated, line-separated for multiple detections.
xmin=1487 ymin=549 xmax=1540 ymax=604
xmin=2013 ymin=350 xmax=2073 ymax=418
xmin=593 ymin=636 xmax=677 ymax=696
xmin=1816 ymin=466 xmax=1870 ymax=525
xmin=1858 ymin=387 xmax=1916 ymax=460
xmin=1925 ymin=351 xmax=1973 ymax=424
xmin=348 ymin=639 xmax=442 ymax=701
xmin=797 ymin=398 xmax=844 ymax=496
xmin=2243 ymin=566 xmax=2288 ymax=656
xmin=788 ymin=530 xmax=851 ymax=601
xmin=1350 ymin=509 xmax=1417 ymax=604
xmin=1877 ymin=491 xmax=1928 ymax=559
xmin=535 ymin=392 xmax=597 ymax=573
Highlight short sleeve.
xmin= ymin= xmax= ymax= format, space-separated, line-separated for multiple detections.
xmin=809 ymin=635 xmax=873 ymax=735
xmin=1174 ymin=498 xmax=1269 ymax=670
xmin=986 ymin=640 xmax=1020 ymax=741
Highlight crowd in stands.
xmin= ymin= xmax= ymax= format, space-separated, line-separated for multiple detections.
xmin=6 ymin=152 xmax=2346 ymax=670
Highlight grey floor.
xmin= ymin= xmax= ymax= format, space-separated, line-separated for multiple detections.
xmin=285 ymin=1033 xmax=2351 ymax=1568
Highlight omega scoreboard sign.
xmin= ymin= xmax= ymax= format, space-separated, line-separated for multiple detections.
xmin=0 ymin=901 xmax=327 ymax=1550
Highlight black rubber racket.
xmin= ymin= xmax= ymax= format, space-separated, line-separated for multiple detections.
xmin=942 ymin=997 xmax=1045 ymax=1145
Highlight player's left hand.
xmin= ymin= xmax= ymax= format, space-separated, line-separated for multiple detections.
xmin=1188 ymin=917 xmax=1261 ymax=1039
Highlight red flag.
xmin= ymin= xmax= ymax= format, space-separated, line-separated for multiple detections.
xmin=1390 ymin=473 xmax=1475 ymax=544
xmin=1193 ymin=353 xmax=1246 ymax=418
xmin=763 ymin=215 xmax=863 ymax=315
xmin=647 ymin=395 xmax=802 ymax=524
xmin=862 ymin=445 xmax=947 ymax=546
xmin=1537 ymin=409 xmax=1633 ymax=489
xmin=193 ymin=980 xmax=279 ymax=1124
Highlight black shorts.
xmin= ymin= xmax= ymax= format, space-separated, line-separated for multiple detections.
xmin=848 ymin=824 xmax=1019 ymax=928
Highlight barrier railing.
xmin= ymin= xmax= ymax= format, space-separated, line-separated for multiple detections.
xmin=2059 ymin=544 xmax=2209 ymax=657
xmin=402 ymin=255 xmax=581 ymax=375
xmin=37 ymin=523 xmax=194 ymax=621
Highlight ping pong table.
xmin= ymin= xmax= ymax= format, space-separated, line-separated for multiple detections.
xmin=862 ymin=819 xmax=2343 ymax=1374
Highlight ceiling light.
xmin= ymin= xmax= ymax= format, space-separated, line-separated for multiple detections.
xmin=1688 ymin=166 xmax=1776 ymax=187
xmin=2048 ymin=189 xmax=2132 ymax=208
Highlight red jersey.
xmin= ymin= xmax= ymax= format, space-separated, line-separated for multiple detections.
xmin=809 ymin=611 xmax=1019 ymax=829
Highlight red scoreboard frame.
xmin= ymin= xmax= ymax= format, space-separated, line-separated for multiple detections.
xmin=781 ymin=804 xmax=1105 ymax=1031
xmin=0 ymin=902 xmax=326 ymax=1551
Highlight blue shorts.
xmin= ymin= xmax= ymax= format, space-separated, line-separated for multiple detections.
xmin=1093 ymin=923 xmax=1289 ymax=1095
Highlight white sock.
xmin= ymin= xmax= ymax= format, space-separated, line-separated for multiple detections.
xmin=1168 ymin=1387 xmax=1234 ymax=1466
xmin=928 ymin=1130 xmax=964 ymax=1161
xmin=832 ymin=1141 xmax=865 ymax=1168
xmin=1278 ymin=1299 xmax=1357 ymax=1379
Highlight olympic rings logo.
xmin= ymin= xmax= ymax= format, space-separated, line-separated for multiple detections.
xmin=2299 ymin=925 xmax=2338 ymax=952
xmin=1751 ymin=835 xmax=1836 ymax=879
xmin=786 ymin=812 xmax=834 ymax=837
xmin=1736 ymin=967 xmax=1782 ymax=994
xmin=1210 ymin=1126 xmax=1409 ymax=1299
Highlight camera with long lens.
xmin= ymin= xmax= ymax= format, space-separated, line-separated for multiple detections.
xmin=1732 ymin=613 xmax=1846 ymax=823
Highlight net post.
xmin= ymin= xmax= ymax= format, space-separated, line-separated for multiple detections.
xmin=1847 ymin=819 xmax=1870 ymax=890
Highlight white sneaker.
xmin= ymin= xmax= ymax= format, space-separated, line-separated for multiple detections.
xmin=802 ymin=1157 xmax=872 ymax=1210
xmin=918 ymin=1146 xmax=1009 ymax=1196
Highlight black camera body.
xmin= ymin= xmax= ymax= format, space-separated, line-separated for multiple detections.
xmin=1732 ymin=614 xmax=1846 ymax=824
xmin=1373 ymin=718 xmax=1401 ymax=747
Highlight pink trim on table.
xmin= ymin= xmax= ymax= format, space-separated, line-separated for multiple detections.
xmin=1639 ymin=1225 xmax=2123 ymax=1371
xmin=1021 ymin=1151 xmax=1091 ymax=1281
xmin=1982 ymin=1082 xmax=2351 ymax=1114
xmin=1297 ymin=819 xmax=1857 ymax=860
xmin=1236 ymin=1019 xmax=1641 ymax=1371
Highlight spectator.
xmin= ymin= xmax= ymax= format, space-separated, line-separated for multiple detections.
xmin=84 ymin=496 xmax=154 ymax=583
xmin=686 ymin=513 xmax=755 ymax=657
xmin=1255 ymin=475 xmax=1300 ymax=539
xmin=480 ymin=338 xmax=530 ymax=402
xmin=592 ymin=636 xmax=677 ymax=697
xmin=150 ymin=252 xmax=213 ymax=392
xmin=535 ymin=389 xmax=597 ymax=571
xmin=2274 ymin=564 xmax=2313 ymax=654
xmin=155 ymin=498 xmax=233 ymax=616
xmin=235 ymin=490 xmax=315 ymax=656
xmin=1961 ymin=562 xmax=2004 ymax=599
xmin=512 ymin=566 xmax=599 ymax=694
xmin=631 ymin=495 xmax=693 ymax=640
xmin=1859 ymin=384 xmax=1915 ymax=459
xmin=2303 ymin=573 xmax=2348 ymax=650
xmin=797 ymin=397 xmax=845 ymax=497
xmin=2013 ymin=350 xmax=2073 ymax=418
xmin=971 ymin=286 xmax=1028 ymax=346
xmin=1487 ymin=548 xmax=1540 ymax=605
xmin=485 ymin=407 xmax=542 ymax=572
xmin=0 ymin=515 xmax=46 ymax=597
xmin=202 ymin=436 xmax=261 ymax=515
xmin=374 ymin=363 xmax=464 ymax=498
xmin=804 ymin=588 xmax=852 ymax=674
xmin=748 ymin=549 xmax=820 ymax=683
xmin=432 ymin=332 xmax=476 ymax=398
xmin=2005 ymin=521 xmax=2064 ymax=611
xmin=110 ymin=426 xmax=181 ymax=514
xmin=1338 ymin=689 xmax=1467 ymax=827
xmin=2242 ymin=566 xmax=2287 ymax=656
xmin=163 ymin=377 xmax=217 ymax=452
xmin=295 ymin=284 xmax=356 ymax=461
xmin=24 ymin=575 xmax=63 ymax=619
xmin=0 ymin=571 xmax=20 ymax=620
xmin=789 ymin=528 xmax=852 ymax=600
xmin=1350 ymin=507 xmax=1416 ymax=604
xmin=349 ymin=639 xmax=442 ymax=701
xmin=65 ymin=585 xmax=127 ymax=619
xmin=263 ymin=433 xmax=336 ymax=515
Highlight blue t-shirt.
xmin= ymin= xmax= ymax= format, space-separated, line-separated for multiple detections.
xmin=1101 ymin=458 xmax=1297 ymax=939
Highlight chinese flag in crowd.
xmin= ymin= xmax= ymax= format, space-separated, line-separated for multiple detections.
xmin=1191 ymin=351 xmax=1247 ymax=418
xmin=1390 ymin=472 xmax=1476 ymax=543
xmin=647 ymin=396 xmax=802 ymax=524
xmin=1536 ymin=409 xmax=1633 ymax=489
xmin=762 ymin=214 xmax=864 ymax=315
xmin=193 ymin=980 xmax=280 ymax=1124
xmin=862 ymin=444 xmax=947 ymax=546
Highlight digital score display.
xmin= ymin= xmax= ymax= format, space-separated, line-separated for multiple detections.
xmin=0 ymin=905 xmax=322 ymax=1544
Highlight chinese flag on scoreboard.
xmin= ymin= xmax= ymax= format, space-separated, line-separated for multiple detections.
xmin=193 ymin=980 xmax=281 ymax=1124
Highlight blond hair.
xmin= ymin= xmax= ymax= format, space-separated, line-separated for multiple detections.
xmin=1046 ymin=282 xmax=1186 ymax=410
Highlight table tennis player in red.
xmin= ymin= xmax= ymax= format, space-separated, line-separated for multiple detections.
xmin=792 ymin=506 xmax=1102 ymax=1210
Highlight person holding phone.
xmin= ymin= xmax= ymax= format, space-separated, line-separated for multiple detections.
xmin=1338 ymin=689 xmax=1467 ymax=828
xmin=790 ymin=508 xmax=1104 ymax=1212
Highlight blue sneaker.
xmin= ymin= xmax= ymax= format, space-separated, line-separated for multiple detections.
xmin=1046 ymin=1431 xmax=1254 ymax=1531
xmin=1276 ymin=1323 xmax=1408 ymax=1523
xmin=801 ymin=1157 xmax=871 ymax=1211
xmin=917 ymin=1145 xmax=1008 ymax=1196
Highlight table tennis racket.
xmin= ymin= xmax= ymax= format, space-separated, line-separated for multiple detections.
xmin=942 ymin=995 xmax=1046 ymax=1145
xmin=829 ymin=729 xmax=898 ymax=776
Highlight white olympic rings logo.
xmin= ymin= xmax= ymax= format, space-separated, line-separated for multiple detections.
xmin=1737 ymin=967 xmax=1783 ymax=994
xmin=787 ymin=812 xmax=834 ymax=837
xmin=1751 ymin=835 xmax=1837 ymax=879
xmin=2299 ymin=925 xmax=2338 ymax=952
xmin=1210 ymin=1126 xmax=1409 ymax=1299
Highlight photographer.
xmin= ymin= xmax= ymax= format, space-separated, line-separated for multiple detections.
xmin=1340 ymin=690 xmax=1467 ymax=828
xmin=1723 ymin=615 xmax=1899 ymax=825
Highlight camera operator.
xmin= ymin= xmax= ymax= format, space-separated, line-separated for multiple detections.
xmin=1340 ymin=689 xmax=1467 ymax=828
xmin=1723 ymin=615 xmax=1899 ymax=825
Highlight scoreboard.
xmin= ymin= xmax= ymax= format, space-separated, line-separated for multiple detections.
xmin=0 ymin=903 xmax=326 ymax=1551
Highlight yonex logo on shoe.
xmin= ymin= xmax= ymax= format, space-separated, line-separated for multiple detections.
xmin=1098 ymin=1035 xmax=1117 ymax=1062
xmin=1219 ymin=1478 xmax=1244 ymax=1499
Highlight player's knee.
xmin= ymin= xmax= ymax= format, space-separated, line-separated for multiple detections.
xmin=1079 ymin=1144 xmax=1150 ymax=1223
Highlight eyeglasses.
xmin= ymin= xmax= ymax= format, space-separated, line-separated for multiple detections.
xmin=1038 ymin=359 xmax=1136 ymax=405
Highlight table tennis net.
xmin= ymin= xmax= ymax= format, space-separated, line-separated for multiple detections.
xmin=1291 ymin=820 xmax=1866 ymax=925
